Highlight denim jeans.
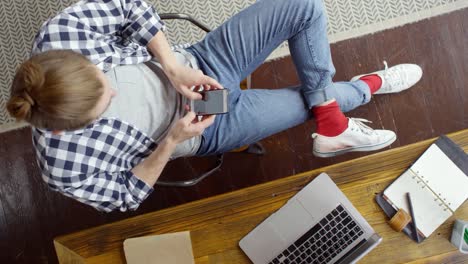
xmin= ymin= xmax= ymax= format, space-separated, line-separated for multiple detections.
xmin=187 ymin=0 xmax=371 ymax=156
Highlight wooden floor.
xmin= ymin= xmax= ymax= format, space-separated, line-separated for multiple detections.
xmin=0 ymin=8 xmax=467 ymax=264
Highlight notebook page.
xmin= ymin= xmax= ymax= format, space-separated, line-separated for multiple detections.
xmin=383 ymin=170 xmax=452 ymax=237
xmin=412 ymin=144 xmax=468 ymax=211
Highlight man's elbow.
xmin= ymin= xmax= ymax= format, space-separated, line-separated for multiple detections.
xmin=91 ymin=200 xmax=141 ymax=213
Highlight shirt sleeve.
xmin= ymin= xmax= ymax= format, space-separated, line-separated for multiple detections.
xmin=32 ymin=0 xmax=165 ymax=67
xmin=120 ymin=0 xmax=165 ymax=46
xmin=59 ymin=170 xmax=154 ymax=212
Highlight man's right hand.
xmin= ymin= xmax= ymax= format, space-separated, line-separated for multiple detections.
xmin=167 ymin=111 xmax=215 ymax=144
xmin=132 ymin=111 xmax=214 ymax=187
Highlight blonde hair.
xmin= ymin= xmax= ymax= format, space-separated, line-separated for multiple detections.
xmin=7 ymin=50 xmax=104 ymax=130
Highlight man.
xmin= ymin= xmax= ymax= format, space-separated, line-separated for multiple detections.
xmin=7 ymin=0 xmax=422 ymax=212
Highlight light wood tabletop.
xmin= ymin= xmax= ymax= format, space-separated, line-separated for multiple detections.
xmin=54 ymin=129 xmax=468 ymax=263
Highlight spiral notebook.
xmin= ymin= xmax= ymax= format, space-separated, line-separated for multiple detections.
xmin=382 ymin=135 xmax=468 ymax=239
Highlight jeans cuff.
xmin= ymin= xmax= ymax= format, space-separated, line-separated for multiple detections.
xmin=355 ymin=80 xmax=372 ymax=105
xmin=303 ymin=85 xmax=336 ymax=108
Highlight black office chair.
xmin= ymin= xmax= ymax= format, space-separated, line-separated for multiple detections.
xmin=155 ymin=13 xmax=265 ymax=187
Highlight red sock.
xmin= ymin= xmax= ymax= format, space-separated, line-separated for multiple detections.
xmin=360 ymin=74 xmax=382 ymax=94
xmin=312 ymin=101 xmax=348 ymax=137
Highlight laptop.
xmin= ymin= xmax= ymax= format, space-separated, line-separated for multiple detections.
xmin=239 ymin=173 xmax=382 ymax=264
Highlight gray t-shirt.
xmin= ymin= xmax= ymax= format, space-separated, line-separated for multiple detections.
xmin=102 ymin=50 xmax=201 ymax=159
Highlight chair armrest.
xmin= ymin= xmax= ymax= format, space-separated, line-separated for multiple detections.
xmin=160 ymin=13 xmax=212 ymax=33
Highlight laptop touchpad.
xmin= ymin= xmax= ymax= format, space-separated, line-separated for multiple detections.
xmin=269 ymin=199 xmax=316 ymax=244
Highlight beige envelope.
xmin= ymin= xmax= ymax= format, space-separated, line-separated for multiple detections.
xmin=123 ymin=231 xmax=195 ymax=264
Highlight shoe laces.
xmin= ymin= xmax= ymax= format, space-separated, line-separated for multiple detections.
xmin=381 ymin=60 xmax=408 ymax=89
xmin=311 ymin=117 xmax=376 ymax=138
xmin=349 ymin=118 xmax=376 ymax=136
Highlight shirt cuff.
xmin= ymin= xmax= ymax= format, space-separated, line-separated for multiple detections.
xmin=125 ymin=170 xmax=154 ymax=202
xmin=127 ymin=7 xmax=166 ymax=46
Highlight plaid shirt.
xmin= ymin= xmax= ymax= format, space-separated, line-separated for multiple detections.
xmin=32 ymin=0 xmax=166 ymax=212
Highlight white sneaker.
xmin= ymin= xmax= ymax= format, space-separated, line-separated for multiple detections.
xmin=350 ymin=61 xmax=423 ymax=94
xmin=312 ymin=118 xmax=397 ymax=158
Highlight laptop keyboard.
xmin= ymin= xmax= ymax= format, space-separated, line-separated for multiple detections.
xmin=269 ymin=205 xmax=364 ymax=264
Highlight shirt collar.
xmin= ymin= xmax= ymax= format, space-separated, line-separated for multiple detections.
xmin=35 ymin=117 xmax=110 ymax=136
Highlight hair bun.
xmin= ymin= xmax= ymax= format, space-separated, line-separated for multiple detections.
xmin=7 ymin=95 xmax=33 ymax=120
xmin=6 ymin=60 xmax=45 ymax=121
xmin=22 ymin=91 xmax=35 ymax=106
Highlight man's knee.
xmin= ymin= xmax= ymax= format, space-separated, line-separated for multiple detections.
xmin=290 ymin=0 xmax=321 ymax=10
xmin=288 ymin=0 xmax=326 ymax=22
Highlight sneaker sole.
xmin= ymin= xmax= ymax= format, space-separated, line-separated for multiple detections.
xmin=313 ymin=134 xmax=397 ymax=158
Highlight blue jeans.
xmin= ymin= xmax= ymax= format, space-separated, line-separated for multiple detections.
xmin=187 ymin=0 xmax=371 ymax=156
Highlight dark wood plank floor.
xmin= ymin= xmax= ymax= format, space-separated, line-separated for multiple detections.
xmin=0 ymin=8 xmax=467 ymax=263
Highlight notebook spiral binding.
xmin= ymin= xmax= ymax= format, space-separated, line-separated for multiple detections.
xmin=408 ymin=168 xmax=454 ymax=213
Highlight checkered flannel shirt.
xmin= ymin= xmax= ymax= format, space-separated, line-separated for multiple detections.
xmin=31 ymin=0 xmax=166 ymax=212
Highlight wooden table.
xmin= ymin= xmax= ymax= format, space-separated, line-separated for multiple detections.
xmin=54 ymin=130 xmax=468 ymax=263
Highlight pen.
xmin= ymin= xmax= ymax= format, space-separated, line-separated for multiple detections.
xmin=406 ymin=192 xmax=420 ymax=243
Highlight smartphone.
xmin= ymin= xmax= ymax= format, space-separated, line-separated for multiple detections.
xmin=190 ymin=89 xmax=229 ymax=115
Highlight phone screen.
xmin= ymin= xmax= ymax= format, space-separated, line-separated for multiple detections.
xmin=191 ymin=89 xmax=229 ymax=115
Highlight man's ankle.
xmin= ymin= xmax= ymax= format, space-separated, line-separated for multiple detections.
xmin=312 ymin=101 xmax=348 ymax=137
xmin=360 ymin=74 xmax=382 ymax=94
